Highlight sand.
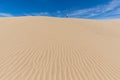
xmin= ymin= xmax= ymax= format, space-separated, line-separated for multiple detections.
xmin=0 ymin=16 xmax=120 ymax=80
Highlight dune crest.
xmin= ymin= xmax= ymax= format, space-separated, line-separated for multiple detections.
xmin=0 ymin=17 xmax=120 ymax=80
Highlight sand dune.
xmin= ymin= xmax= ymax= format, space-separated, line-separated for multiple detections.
xmin=0 ymin=16 xmax=120 ymax=80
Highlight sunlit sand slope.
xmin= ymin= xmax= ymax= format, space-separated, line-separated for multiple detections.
xmin=0 ymin=17 xmax=120 ymax=80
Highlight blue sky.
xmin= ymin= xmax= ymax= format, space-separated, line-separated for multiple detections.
xmin=0 ymin=0 xmax=120 ymax=19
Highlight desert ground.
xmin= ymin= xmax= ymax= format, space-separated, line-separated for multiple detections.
xmin=0 ymin=16 xmax=120 ymax=80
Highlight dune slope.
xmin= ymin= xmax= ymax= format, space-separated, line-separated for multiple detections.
xmin=0 ymin=17 xmax=120 ymax=80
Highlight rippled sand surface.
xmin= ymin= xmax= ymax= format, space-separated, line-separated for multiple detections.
xmin=0 ymin=17 xmax=120 ymax=80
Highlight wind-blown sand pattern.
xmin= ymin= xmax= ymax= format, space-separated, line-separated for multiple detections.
xmin=0 ymin=17 xmax=120 ymax=80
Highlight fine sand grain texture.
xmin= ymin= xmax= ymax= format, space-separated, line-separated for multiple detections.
xmin=0 ymin=16 xmax=120 ymax=80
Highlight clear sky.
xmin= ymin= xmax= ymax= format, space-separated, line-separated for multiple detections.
xmin=0 ymin=0 xmax=120 ymax=19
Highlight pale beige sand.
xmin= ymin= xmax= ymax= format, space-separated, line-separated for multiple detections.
xmin=0 ymin=16 xmax=120 ymax=80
